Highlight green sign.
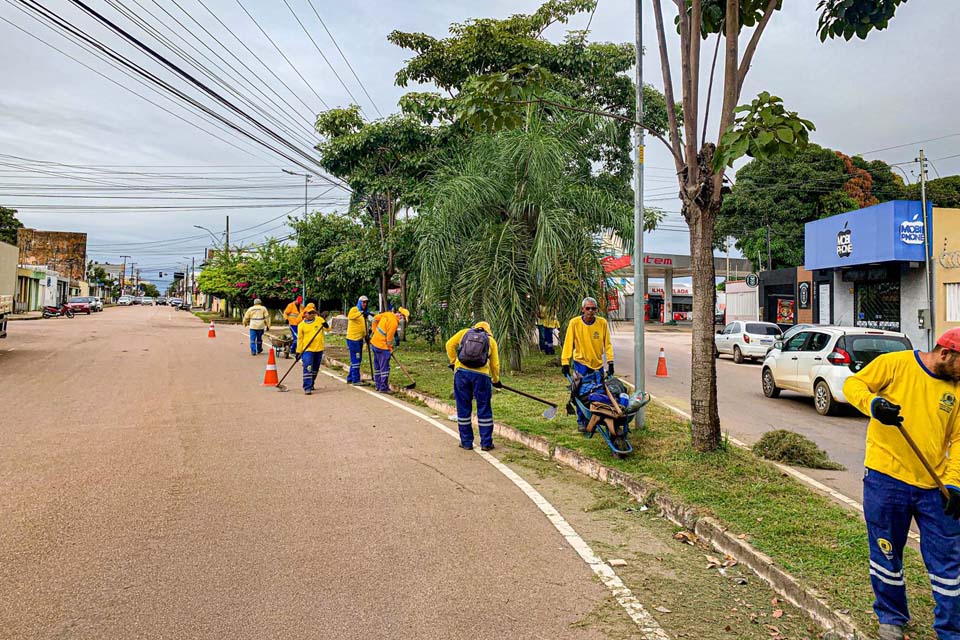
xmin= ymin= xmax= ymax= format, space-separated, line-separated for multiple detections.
xmin=745 ymin=273 xmax=759 ymax=288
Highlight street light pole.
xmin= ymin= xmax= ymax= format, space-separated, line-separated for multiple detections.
xmin=632 ymin=0 xmax=646 ymax=423
xmin=282 ymin=169 xmax=311 ymax=302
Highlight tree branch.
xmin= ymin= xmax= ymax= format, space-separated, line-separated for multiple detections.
xmin=713 ymin=0 xmax=740 ymax=205
xmin=651 ymin=0 xmax=685 ymax=172
xmin=737 ymin=0 xmax=778 ymax=95
xmin=687 ymin=0 xmax=702 ymax=158
xmin=701 ymin=33 xmax=721 ymax=147
xmin=677 ymin=2 xmax=697 ymax=185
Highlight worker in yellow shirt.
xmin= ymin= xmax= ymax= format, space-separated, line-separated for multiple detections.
xmin=445 ymin=321 xmax=501 ymax=451
xmin=345 ymin=295 xmax=370 ymax=384
xmin=536 ymin=304 xmax=560 ymax=355
xmin=561 ymin=297 xmax=614 ymax=432
xmin=369 ymin=307 xmax=409 ymax=393
xmin=843 ymin=328 xmax=960 ymax=640
xmin=296 ymin=303 xmax=328 ymax=395
xmin=283 ymin=295 xmax=303 ymax=353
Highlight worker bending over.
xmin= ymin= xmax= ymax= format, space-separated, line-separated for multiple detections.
xmin=446 ymin=321 xmax=501 ymax=451
xmin=369 ymin=307 xmax=409 ymax=394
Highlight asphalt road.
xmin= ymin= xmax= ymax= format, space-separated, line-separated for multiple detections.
xmin=609 ymin=324 xmax=868 ymax=505
xmin=0 ymin=307 xmax=642 ymax=640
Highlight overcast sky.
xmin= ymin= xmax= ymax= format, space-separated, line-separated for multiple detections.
xmin=1 ymin=0 xmax=958 ymax=288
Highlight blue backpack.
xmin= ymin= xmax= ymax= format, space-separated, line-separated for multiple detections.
xmin=457 ymin=328 xmax=490 ymax=368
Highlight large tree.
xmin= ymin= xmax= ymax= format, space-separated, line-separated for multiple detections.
xmin=905 ymin=175 xmax=960 ymax=209
xmin=419 ymin=109 xmax=642 ymax=370
xmin=0 ymin=207 xmax=23 ymax=246
xmin=716 ymin=144 xmax=904 ymax=269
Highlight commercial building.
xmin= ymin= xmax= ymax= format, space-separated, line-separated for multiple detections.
xmin=17 ymin=228 xmax=88 ymax=281
xmin=933 ymin=207 xmax=960 ymax=334
xmin=803 ymin=200 xmax=953 ymax=349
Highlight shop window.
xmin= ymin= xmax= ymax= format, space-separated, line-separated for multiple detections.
xmin=855 ymin=281 xmax=901 ymax=332
xmin=947 ymin=283 xmax=960 ymax=322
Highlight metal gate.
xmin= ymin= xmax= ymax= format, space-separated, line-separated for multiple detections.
xmin=855 ymin=281 xmax=901 ymax=331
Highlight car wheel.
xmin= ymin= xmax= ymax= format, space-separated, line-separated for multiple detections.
xmin=762 ymin=368 xmax=780 ymax=398
xmin=733 ymin=345 xmax=744 ymax=364
xmin=814 ymin=380 xmax=836 ymax=416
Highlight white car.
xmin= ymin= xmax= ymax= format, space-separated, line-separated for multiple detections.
xmin=761 ymin=327 xmax=912 ymax=416
xmin=715 ymin=321 xmax=782 ymax=363
xmin=117 ymin=296 xmax=134 ymax=306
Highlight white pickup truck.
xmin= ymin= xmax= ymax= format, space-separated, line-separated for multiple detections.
xmin=0 ymin=294 xmax=10 ymax=339
xmin=0 ymin=240 xmax=18 ymax=339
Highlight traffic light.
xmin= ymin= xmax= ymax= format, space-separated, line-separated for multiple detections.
xmin=159 ymin=272 xmax=164 ymax=278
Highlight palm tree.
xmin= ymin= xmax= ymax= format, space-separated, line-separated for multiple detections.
xmin=418 ymin=108 xmax=654 ymax=371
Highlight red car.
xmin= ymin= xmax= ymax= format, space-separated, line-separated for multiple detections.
xmin=66 ymin=297 xmax=92 ymax=315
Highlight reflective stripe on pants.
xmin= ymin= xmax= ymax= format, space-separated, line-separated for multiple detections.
xmin=372 ymin=346 xmax=391 ymax=392
xmin=301 ymin=351 xmax=323 ymax=391
xmin=346 ymin=338 xmax=363 ymax=383
xmin=454 ymin=368 xmax=493 ymax=448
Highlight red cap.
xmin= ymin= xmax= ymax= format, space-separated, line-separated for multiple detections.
xmin=938 ymin=328 xmax=960 ymax=352
xmin=296 ymin=295 xmax=303 ymax=304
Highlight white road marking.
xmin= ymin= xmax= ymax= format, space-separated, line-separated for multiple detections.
xmin=319 ymin=368 xmax=671 ymax=639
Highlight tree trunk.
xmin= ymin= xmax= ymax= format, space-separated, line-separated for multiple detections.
xmin=688 ymin=200 xmax=722 ymax=452
xmin=508 ymin=343 xmax=522 ymax=373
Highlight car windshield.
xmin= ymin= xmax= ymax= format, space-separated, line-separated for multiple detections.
xmin=68 ymin=297 xmax=88 ymax=303
xmin=745 ymin=323 xmax=780 ymax=336
xmin=844 ymin=335 xmax=911 ymax=369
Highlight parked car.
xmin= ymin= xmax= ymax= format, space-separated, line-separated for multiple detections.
xmin=71 ymin=295 xmax=102 ymax=312
xmin=765 ymin=323 xmax=815 ymax=356
xmin=156 ymin=297 xmax=167 ymax=306
xmin=167 ymin=297 xmax=184 ymax=309
xmin=142 ymin=296 xmax=155 ymax=306
xmin=133 ymin=296 xmax=143 ymax=305
xmin=715 ymin=321 xmax=782 ymax=363
xmin=66 ymin=297 xmax=92 ymax=315
xmin=761 ymin=327 xmax=912 ymax=416
xmin=91 ymin=296 xmax=103 ymax=312
xmin=117 ymin=295 xmax=134 ymax=306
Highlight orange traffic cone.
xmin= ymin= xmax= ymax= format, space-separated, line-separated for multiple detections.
xmin=655 ymin=347 xmax=669 ymax=377
xmin=262 ymin=348 xmax=279 ymax=386
xmin=207 ymin=321 xmax=216 ymax=338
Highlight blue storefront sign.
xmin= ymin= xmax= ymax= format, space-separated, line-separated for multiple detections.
xmin=804 ymin=200 xmax=932 ymax=270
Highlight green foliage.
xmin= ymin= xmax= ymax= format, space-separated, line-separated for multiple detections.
xmin=241 ymin=241 xmax=302 ymax=306
xmin=715 ymin=144 xmax=905 ymax=269
xmin=906 ymin=175 xmax=960 ymax=208
xmin=817 ymin=0 xmax=907 ymax=41
xmin=753 ymin=429 xmax=845 ymax=470
xmin=291 ymin=211 xmax=381 ymax=307
xmin=0 ymin=206 xmax=23 ymax=246
xmin=714 ymin=92 xmax=815 ymax=170
xmin=418 ymin=110 xmax=634 ymax=370
xmin=141 ymin=283 xmax=160 ymax=298
xmin=675 ymin=0 xmax=783 ymax=38
xmin=407 ymin=301 xmax=449 ymax=348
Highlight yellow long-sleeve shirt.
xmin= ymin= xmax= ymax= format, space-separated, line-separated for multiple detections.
xmin=844 ymin=350 xmax=960 ymax=489
xmin=370 ymin=312 xmax=399 ymax=351
xmin=537 ymin=305 xmax=560 ymax=329
xmin=297 ymin=317 xmax=328 ymax=353
xmin=560 ymin=316 xmax=613 ymax=370
xmin=445 ymin=326 xmax=500 ymax=383
xmin=346 ymin=306 xmax=368 ymax=341
xmin=283 ymin=302 xmax=302 ymax=326
xmin=242 ymin=304 xmax=271 ymax=330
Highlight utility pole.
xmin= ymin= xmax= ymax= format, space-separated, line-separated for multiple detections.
xmin=766 ymin=225 xmax=772 ymax=272
xmin=632 ymin=0 xmax=646 ymax=424
xmin=225 ymin=215 xmax=230 ymax=255
xmin=918 ymin=149 xmax=934 ymax=349
xmin=120 ymin=255 xmax=130 ymax=296
xmin=283 ymin=169 xmax=311 ymax=301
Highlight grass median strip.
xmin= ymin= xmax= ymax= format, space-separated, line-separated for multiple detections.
xmin=325 ymin=334 xmax=937 ymax=638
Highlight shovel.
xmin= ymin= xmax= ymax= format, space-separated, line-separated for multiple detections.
xmin=499 ymin=383 xmax=558 ymax=419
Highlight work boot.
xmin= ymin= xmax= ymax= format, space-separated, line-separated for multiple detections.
xmin=878 ymin=624 xmax=904 ymax=640
xmin=460 ymin=444 xmax=473 ymax=450
xmin=481 ymin=444 xmax=495 ymax=452
xmin=305 ymin=390 xmax=313 ymax=396
xmin=577 ymin=422 xmax=587 ymax=434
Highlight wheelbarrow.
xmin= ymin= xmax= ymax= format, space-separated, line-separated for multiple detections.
xmin=268 ymin=332 xmax=294 ymax=359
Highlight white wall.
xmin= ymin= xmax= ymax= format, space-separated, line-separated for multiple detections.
xmin=831 ymin=271 xmax=855 ymax=327
xmin=39 ymin=270 xmax=60 ymax=307
xmin=725 ymin=282 xmax=758 ymax=322
xmin=900 ymin=265 xmax=928 ymax=349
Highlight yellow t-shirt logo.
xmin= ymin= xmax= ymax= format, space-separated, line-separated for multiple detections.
xmin=940 ymin=393 xmax=957 ymax=415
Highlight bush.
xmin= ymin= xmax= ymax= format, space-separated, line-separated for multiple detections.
xmin=752 ymin=429 xmax=845 ymax=470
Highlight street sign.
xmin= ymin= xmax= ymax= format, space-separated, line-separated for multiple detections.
xmin=173 ymin=271 xmax=185 ymax=280
xmin=745 ymin=273 xmax=759 ymax=288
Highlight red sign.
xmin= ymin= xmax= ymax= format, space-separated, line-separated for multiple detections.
xmin=601 ymin=255 xmax=632 ymax=272
xmin=606 ymin=291 xmax=620 ymax=311
xmin=643 ymin=255 xmax=674 ymax=266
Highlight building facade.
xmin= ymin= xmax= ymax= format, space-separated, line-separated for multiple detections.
xmin=17 ymin=229 xmax=88 ymax=281
xmin=933 ymin=207 xmax=960 ymax=334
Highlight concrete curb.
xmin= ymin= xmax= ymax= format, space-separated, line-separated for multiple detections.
xmin=8 ymin=315 xmax=43 ymax=321
xmin=323 ymin=354 xmax=862 ymax=640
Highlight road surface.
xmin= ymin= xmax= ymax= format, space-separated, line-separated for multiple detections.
xmin=610 ymin=325 xmax=867 ymax=505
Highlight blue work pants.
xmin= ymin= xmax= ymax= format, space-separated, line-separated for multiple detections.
xmin=346 ymin=338 xmax=363 ymax=383
xmin=372 ymin=346 xmax=391 ymax=392
xmin=454 ymin=368 xmax=493 ymax=449
xmin=249 ymin=328 xmax=264 ymax=355
xmin=572 ymin=361 xmax=602 ymax=427
xmin=289 ymin=325 xmax=298 ymax=353
xmin=537 ymin=325 xmax=555 ymax=355
xmin=864 ymin=468 xmax=960 ymax=638
xmin=301 ymin=351 xmax=323 ymax=391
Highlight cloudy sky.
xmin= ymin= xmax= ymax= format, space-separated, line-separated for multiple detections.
xmin=1 ymin=0 xmax=958 ymax=288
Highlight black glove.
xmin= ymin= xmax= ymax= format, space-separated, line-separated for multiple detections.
xmin=363 ymin=334 xmax=371 ymax=345
xmin=448 ymin=363 xmax=455 ymax=370
xmin=561 ymin=364 xmax=570 ymax=377
xmin=493 ymin=381 xmax=503 ymax=389
xmin=607 ymin=362 xmax=615 ymax=377
xmin=872 ymin=398 xmax=903 ymax=427
xmin=944 ymin=488 xmax=960 ymax=519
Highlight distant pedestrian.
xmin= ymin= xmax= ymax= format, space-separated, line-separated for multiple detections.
xmin=560 ymin=297 xmax=614 ymax=432
xmin=242 ymin=298 xmax=271 ymax=356
xmin=843 ymin=328 xmax=960 ymax=640
xmin=345 ymin=295 xmax=371 ymax=384
xmin=296 ymin=304 xmax=328 ymax=395
xmin=283 ymin=295 xmax=303 ymax=353
xmin=446 ymin=321 xmax=501 ymax=451
xmin=536 ymin=304 xmax=559 ymax=355
xmin=369 ymin=307 xmax=409 ymax=393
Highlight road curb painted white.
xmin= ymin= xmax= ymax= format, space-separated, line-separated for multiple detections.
xmin=318 ymin=367 xmax=670 ymax=639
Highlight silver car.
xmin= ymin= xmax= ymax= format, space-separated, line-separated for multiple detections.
xmin=715 ymin=321 xmax=782 ymax=363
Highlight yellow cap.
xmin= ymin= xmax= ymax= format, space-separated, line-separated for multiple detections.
xmin=303 ymin=303 xmax=317 ymax=313
xmin=398 ymin=307 xmax=410 ymax=320
xmin=473 ymin=321 xmax=492 ymax=334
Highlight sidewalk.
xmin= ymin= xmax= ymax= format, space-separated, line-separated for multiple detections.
xmin=8 ymin=311 xmax=42 ymax=321
xmin=610 ymin=320 xmax=694 ymax=333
